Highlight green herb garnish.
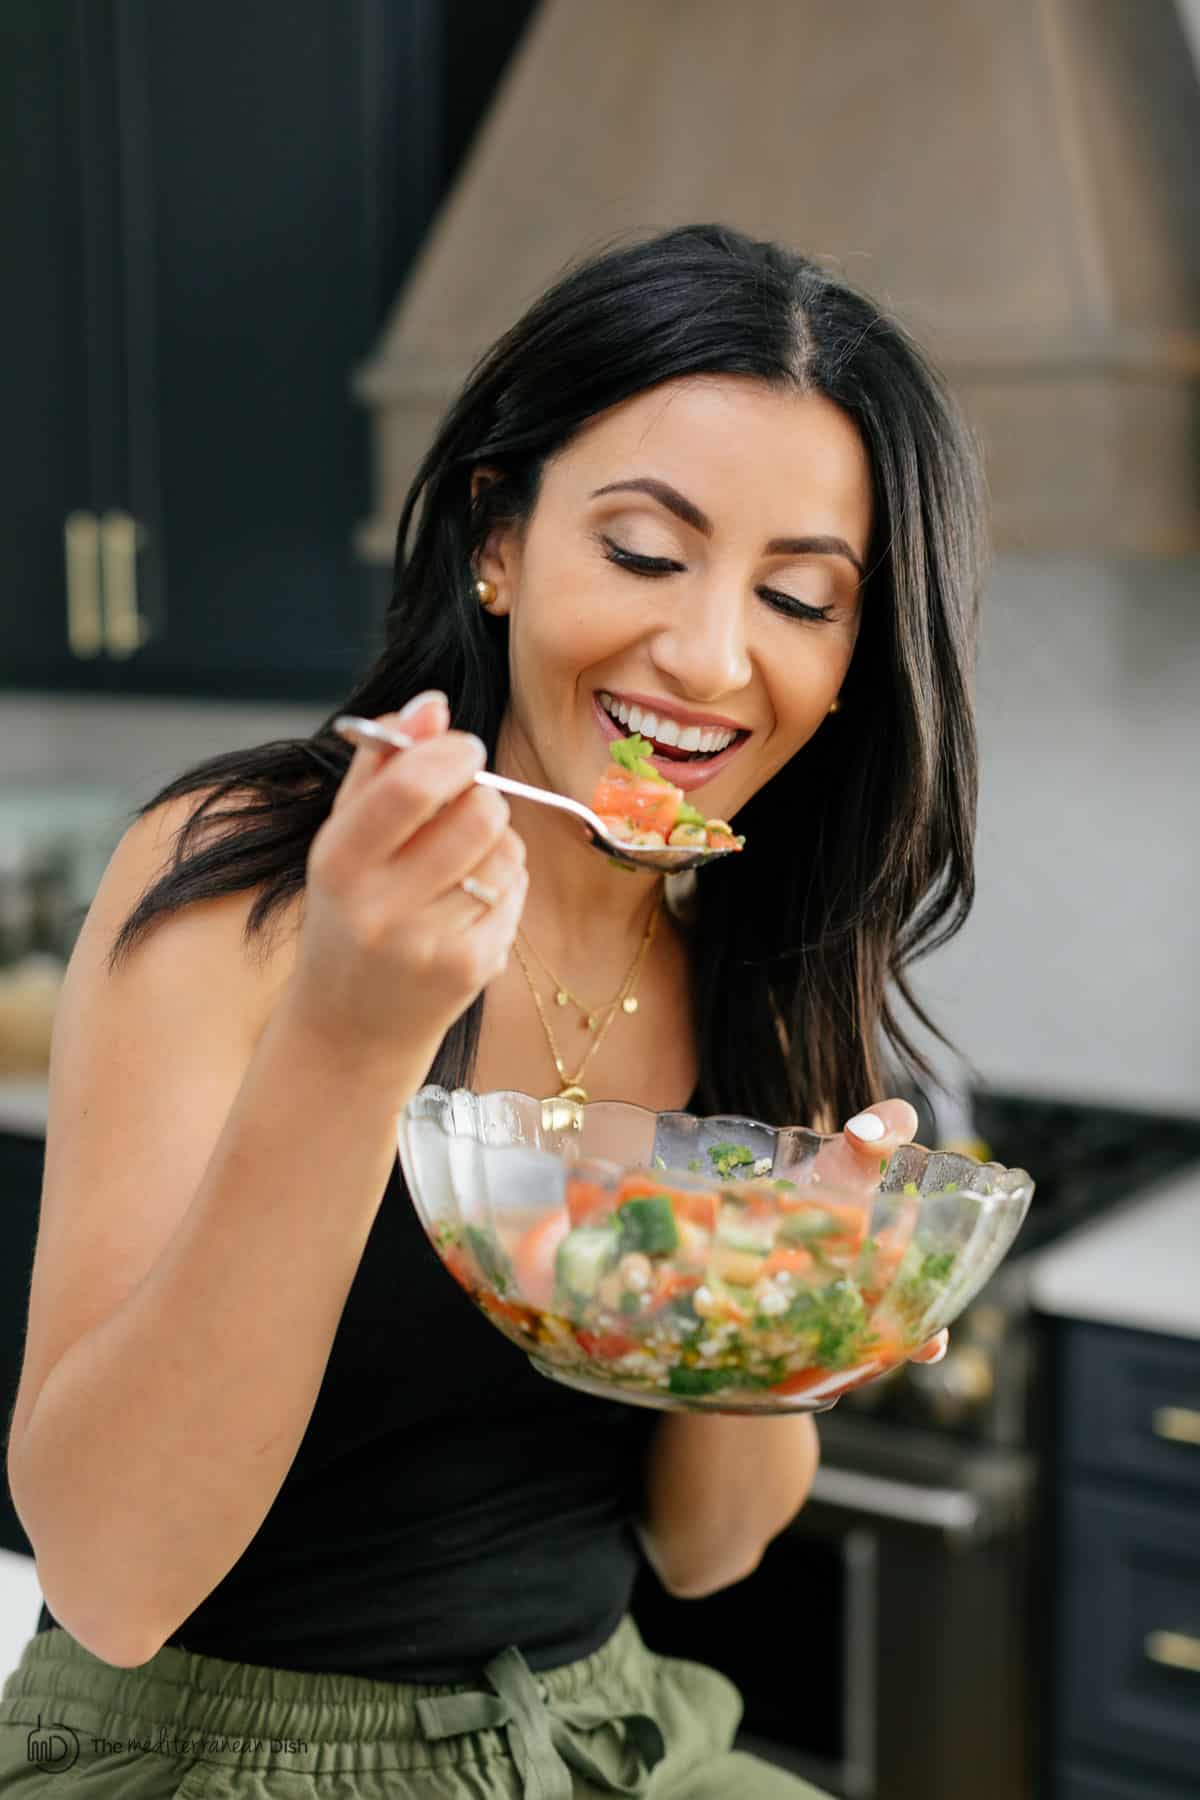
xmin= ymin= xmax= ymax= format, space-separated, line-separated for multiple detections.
xmin=675 ymin=799 xmax=708 ymax=827
xmin=783 ymin=1279 xmax=871 ymax=1370
xmin=708 ymin=1141 xmax=757 ymax=1179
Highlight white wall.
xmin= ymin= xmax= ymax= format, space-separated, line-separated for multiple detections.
xmin=909 ymin=554 xmax=1200 ymax=1117
xmin=0 ymin=553 xmax=1197 ymax=1117
xmin=0 ymin=1549 xmax=43 ymax=1685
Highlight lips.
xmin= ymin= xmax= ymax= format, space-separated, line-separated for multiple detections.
xmin=591 ymin=692 xmax=750 ymax=792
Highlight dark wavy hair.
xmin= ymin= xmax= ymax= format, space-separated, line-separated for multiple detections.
xmin=109 ymin=222 xmax=988 ymax=1129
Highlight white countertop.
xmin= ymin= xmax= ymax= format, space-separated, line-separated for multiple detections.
xmin=1028 ymin=1162 xmax=1200 ymax=1340
xmin=0 ymin=1078 xmax=49 ymax=1136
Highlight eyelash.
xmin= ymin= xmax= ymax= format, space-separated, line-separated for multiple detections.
xmin=597 ymin=534 xmax=836 ymax=623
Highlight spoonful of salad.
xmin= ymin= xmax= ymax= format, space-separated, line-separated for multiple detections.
xmin=332 ymin=718 xmax=745 ymax=875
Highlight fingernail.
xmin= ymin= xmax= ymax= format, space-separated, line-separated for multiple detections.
xmin=398 ymin=689 xmax=448 ymax=722
xmin=846 ymin=1111 xmax=886 ymax=1142
xmin=465 ymin=735 xmax=488 ymax=766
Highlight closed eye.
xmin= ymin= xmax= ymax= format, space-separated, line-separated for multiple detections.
xmin=598 ymin=534 xmax=836 ymax=625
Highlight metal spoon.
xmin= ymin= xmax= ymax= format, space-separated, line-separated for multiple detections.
xmin=332 ymin=714 xmax=740 ymax=874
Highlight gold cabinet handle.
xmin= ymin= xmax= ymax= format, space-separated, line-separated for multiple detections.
xmin=99 ymin=510 xmax=151 ymax=658
xmin=1152 ymin=1406 xmax=1200 ymax=1447
xmin=1146 ymin=1630 xmax=1200 ymax=1674
xmin=64 ymin=511 xmax=103 ymax=657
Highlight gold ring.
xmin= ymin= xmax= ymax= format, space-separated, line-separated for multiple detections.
xmin=460 ymin=875 xmax=500 ymax=908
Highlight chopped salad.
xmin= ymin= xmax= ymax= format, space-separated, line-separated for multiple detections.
xmin=591 ymin=733 xmax=746 ymax=853
xmin=431 ymin=1140 xmax=961 ymax=1406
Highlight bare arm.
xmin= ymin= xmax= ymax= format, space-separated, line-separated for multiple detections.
xmin=7 ymin=700 xmax=528 ymax=1668
xmin=634 ymin=1412 xmax=820 ymax=1599
xmin=10 ymin=988 xmax=424 ymax=1667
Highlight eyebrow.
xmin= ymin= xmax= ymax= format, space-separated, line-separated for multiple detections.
xmin=589 ymin=477 xmax=866 ymax=579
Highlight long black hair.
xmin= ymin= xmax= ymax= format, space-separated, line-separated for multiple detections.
xmin=109 ymin=223 xmax=988 ymax=1129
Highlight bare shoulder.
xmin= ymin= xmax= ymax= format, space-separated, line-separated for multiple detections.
xmin=87 ymin=786 xmax=304 ymax=1031
xmin=5 ymin=788 xmax=306 ymax=1473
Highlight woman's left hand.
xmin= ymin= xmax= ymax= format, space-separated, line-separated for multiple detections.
xmin=823 ymin=1096 xmax=949 ymax=1367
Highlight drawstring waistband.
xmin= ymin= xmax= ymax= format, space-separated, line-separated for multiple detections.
xmin=416 ymin=1641 xmax=666 ymax=1800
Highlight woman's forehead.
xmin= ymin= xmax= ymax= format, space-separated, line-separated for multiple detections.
xmin=546 ymin=375 xmax=873 ymax=542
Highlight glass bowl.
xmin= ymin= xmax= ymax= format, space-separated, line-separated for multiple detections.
xmin=397 ymin=1088 xmax=1034 ymax=1414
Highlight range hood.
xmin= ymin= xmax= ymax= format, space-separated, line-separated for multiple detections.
xmin=355 ymin=0 xmax=1200 ymax=557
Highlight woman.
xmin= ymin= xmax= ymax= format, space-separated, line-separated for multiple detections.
xmin=0 ymin=223 xmax=984 ymax=1798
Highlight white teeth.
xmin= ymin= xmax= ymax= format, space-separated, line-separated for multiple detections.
xmin=598 ymin=693 xmax=736 ymax=754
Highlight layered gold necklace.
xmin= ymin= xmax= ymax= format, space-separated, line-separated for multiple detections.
xmin=511 ymin=880 xmax=663 ymax=1102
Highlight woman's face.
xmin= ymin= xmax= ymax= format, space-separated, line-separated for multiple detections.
xmin=478 ymin=374 xmax=874 ymax=821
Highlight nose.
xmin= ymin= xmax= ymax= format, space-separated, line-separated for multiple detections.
xmin=648 ymin=582 xmax=753 ymax=703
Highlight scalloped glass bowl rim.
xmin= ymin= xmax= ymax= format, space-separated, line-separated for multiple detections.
xmin=398 ymin=1085 xmax=1035 ymax=1204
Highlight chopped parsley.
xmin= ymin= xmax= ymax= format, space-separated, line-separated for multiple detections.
xmin=708 ymin=1141 xmax=757 ymax=1179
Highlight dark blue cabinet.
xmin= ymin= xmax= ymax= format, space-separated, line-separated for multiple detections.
xmin=1048 ymin=1319 xmax=1200 ymax=1799
xmin=1 ymin=0 xmax=536 ymax=701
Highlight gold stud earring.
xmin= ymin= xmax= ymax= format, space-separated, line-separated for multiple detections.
xmin=475 ymin=577 xmax=497 ymax=610
xmin=828 ymin=696 xmax=841 ymax=714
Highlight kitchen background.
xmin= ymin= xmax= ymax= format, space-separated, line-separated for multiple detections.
xmin=1 ymin=5 xmax=1198 ymax=1798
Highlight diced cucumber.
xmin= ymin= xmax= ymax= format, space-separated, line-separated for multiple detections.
xmin=715 ymin=1201 xmax=776 ymax=1254
xmin=777 ymin=1208 xmax=839 ymax=1245
xmin=617 ymin=1193 xmax=679 ymax=1257
xmin=555 ymin=1225 xmax=620 ymax=1299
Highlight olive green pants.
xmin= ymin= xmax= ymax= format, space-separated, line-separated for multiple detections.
xmin=0 ymin=1613 xmax=830 ymax=1798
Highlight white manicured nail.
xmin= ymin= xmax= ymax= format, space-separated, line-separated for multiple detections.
xmin=846 ymin=1111 xmax=886 ymax=1142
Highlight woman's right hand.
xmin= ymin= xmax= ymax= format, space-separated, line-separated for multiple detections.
xmin=287 ymin=691 xmax=528 ymax=1070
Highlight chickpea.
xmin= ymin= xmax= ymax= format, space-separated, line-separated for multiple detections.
xmin=667 ymin=822 xmax=708 ymax=848
xmin=619 ymin=1252 xmax=653 ymax=1292
xmin=627 ymin=829 xmax=666 ymax=848
xmin=691 ymin=1284 xmax=723 ymax=1319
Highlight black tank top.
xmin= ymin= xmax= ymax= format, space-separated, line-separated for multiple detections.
xmin=35 ymin=1085 xmax=703 ymax=1680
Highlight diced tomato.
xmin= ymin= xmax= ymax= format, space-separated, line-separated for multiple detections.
xmin=512 ymin=1207 xmax=572 ymax=1311
xmin=479 ymin=1291 xmax=535 ymax=1332
xmin=442 ymin=1247 xmax=477 ymax=1293
xmin=565 ymin=1177 xmax=616 ymax=1228
xmin=769 ymin=1366 xmax=830 ymax=1396
xmin=592 ymin=766 xmax=684 ymax=838
xmin=761 ymin=1246 xmax=815 ymax=1280
xmin=646 ymin=1267 xmax=704 ymax=1310
xmin=706 ymin=828 xmax=742 ymax=852
xmin=575 ymin=1328 xmax=639 ymax=1362
xmin=674 ymin=1190 xmax=719 ymax=1232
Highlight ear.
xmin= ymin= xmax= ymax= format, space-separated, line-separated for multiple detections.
xmin=470 ymin=464 xmax=520 ymax=612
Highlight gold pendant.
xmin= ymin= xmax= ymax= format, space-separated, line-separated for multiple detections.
xmin=555 ymin=990 xmax=569 ymax=1007
xmin=584 ymin=1013 xmax=597 ymax=1030
xmin=622 ymin=995 xmax=639 ymax=1014
xmin=557 ymin=1082 xmax=589 ymax=1103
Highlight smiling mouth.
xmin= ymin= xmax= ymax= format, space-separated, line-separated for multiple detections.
xmin=595 ymin=692 xmax=750 ymax=761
